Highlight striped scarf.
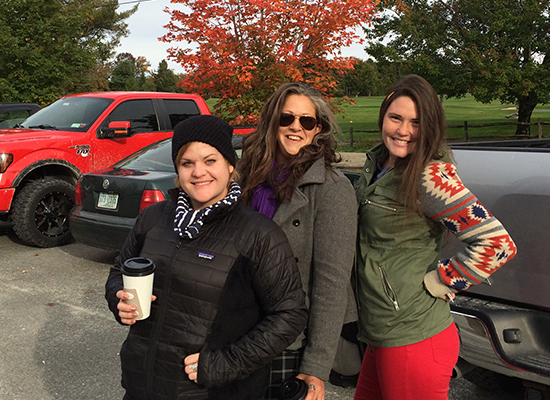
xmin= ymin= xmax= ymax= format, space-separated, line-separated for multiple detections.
xmin=174 ymin=181 xmax=241 ymax=239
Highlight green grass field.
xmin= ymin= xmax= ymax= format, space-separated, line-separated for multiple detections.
xmin=208 ymin=96 xmax=550 ymax=152
xmin=335 ymin=95 xmax=550 ymax=151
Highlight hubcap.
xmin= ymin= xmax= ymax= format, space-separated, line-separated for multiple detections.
xmin=34 ymin=191 xmax=73 ymax=238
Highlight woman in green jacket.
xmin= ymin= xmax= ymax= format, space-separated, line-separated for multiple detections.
xmin=353 ymin=75 xmax=517 ymax=400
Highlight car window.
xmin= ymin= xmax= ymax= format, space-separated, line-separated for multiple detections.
xmin=163 ymin=99 xmax=201 ymax=129
xmin=18 ymin=97 xmax=113 ymax=131
xmin=0 ymin=110 xmax=31 ymax=129
xmin=115 ymin=136 xmax=242 ymax=173
xmin=101 ymin=99 xmax=159 ymax=133
xmin=116 ymin=139 xmax=173 ymax=172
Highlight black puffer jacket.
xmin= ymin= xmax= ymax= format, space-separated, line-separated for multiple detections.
xmin=105 ymin=190 xmax=307 ymax=400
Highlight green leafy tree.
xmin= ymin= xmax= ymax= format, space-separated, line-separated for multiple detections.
xmin=137 ymin=72 xmax=157 ymax=91
xmin=0 ymin=0 xmax=136 ymax=104
xmin=109 ymin=59 xmax=138 ymax=91
xmin=110 ymin=52 xmax=156 ymax=91
xmin=365 ymin=0 xmax=550 ymax=135
xmin=114 ymin=52 xmax=137 ymax=66
xmin=153 ymin=60 xmax=180 ymax=93
xmin=338 ymin=59 xmax=396 ymax=97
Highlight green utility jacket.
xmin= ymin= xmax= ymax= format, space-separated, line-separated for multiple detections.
xmin=354 ymin=145 xmax=453 ymax=348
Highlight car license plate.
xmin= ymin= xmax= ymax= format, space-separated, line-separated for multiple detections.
xmin=97 ymin=193 xmax=119 ymax=210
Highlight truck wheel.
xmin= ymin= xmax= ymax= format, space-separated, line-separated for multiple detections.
xmin=11 ymin=178 xmax=75 ymax=248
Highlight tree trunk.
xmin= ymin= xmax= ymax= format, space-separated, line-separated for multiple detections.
xmin=516 ymin=93 xmax=537 ymax=136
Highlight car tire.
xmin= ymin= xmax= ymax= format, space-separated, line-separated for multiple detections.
xmin=11 ymin=178 xmax=75 ymax=247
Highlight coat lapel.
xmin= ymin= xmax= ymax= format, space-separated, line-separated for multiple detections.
xmin=273 ymin=158 xmax=326 ymax=225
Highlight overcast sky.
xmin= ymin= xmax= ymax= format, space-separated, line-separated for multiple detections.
xmin=116 ymin=0 xmax=368 ymax=75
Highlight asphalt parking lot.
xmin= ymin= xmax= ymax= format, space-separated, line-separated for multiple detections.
xmin=0 ymin=221 xmax=525 ymax=400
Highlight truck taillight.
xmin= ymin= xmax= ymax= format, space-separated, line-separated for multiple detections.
xmin=0 ymin=153 xmax=13 ymax=173
xmin=74 ymin=182 xmax=83 ymax=206
xmin=139 ymin=190 xmax=165 ymax=213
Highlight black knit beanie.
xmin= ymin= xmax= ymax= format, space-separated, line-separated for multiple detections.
xmin=171 ymin=115 xmax=236 ymax=170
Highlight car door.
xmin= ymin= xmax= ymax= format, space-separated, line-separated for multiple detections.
xmin=92 ymin=98 xmax=173 ymax=170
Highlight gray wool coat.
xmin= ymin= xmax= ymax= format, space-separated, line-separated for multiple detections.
xmin=272 ymin=157 xmax=358 ymax=381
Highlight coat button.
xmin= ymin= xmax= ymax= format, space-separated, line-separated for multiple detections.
xmin=292 ymin=219 xmax=300 ymax=226
xmin=365 ymin=167 xmax=371 ymax=173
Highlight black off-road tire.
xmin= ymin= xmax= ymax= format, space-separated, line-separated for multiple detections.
xmin=11 ymin=178 xmax=75 ymax=247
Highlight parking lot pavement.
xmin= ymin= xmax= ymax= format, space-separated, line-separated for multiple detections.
xmin=0 ymin=222 xmax=523 ymax=400
xmin=0 ymin=223 xmax=125 ymax=399
xmin=0 ymin=223 xmax=352 ymax=399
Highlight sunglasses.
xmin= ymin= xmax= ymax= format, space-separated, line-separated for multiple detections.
xmin=279 ymin=113 xmax=318 ymax=131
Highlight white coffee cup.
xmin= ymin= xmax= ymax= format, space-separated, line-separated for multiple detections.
xmin=121 ymin=257 xmax=156 ymax=320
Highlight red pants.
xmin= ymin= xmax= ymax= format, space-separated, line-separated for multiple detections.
xmin=354 ymin=324 xmax=459 ymax=400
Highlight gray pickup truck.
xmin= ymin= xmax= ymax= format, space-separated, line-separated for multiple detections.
xmin=444 ymin=139 xmax=550 ymax=397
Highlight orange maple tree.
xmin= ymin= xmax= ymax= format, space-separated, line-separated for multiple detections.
xmin=161 ymin=0 xmax=374 ymax=124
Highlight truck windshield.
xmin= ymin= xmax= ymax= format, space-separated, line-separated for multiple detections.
xmin=19 ymin=97 xmax=113 ymax=132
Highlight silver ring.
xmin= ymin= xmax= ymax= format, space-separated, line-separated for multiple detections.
xmin=190 ymin=362 xmax=198 ymax=373
xmin=308 ymin=384 xmax=316 ymax=391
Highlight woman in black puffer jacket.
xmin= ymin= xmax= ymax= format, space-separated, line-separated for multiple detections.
xmin=105 ymin=115 xmax=308 ymax=400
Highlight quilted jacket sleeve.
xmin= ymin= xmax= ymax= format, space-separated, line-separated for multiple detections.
xmin=419 ymin=162 xmax=517 ymax=297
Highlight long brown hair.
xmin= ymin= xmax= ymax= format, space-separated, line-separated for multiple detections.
xmin=379 ymin=75 xmax=449 ymax=214
xmin=238 ymin=82 xmax=340 ymax=204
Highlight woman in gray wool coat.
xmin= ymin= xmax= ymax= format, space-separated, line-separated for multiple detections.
xmin=238 ymin=82 xmax=358 ymax=400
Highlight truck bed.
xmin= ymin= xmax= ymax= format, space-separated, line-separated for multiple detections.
xmin=443 ymin=138 xmax=550 ymax=310
xmin=449 ymin=138 xmax=550 ymax=150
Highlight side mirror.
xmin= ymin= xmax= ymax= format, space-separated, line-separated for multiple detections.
xmin=98 ymin=121 xmax=131 ymax=139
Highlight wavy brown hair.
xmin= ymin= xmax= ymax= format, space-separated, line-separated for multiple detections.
xmin=238 ymin=82 xmax=341 ymax=204
xmin=379 ymin=75 xmax=450 ymax=214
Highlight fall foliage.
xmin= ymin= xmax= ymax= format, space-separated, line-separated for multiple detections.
xmin=161 ymin=0 xmax=374 ymax=124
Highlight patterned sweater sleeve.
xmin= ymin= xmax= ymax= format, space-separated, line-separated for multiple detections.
xmin=419 ymin=162 xmax=517 ymax=297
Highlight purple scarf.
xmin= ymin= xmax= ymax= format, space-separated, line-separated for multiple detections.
xmin=250 ymin=162 xmax=287 ymax=219
xmin=251 ymin=183 xmax=278 ymax=218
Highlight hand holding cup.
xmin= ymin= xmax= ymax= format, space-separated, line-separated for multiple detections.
xmin=116 ymin=290 xmax=157 ymax=325
xmin=119 ymin=257 xmax=157 ymax=323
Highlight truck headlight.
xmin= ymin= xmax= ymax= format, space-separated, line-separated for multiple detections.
xmin=0 ymin=153 xmax=13 ymax=173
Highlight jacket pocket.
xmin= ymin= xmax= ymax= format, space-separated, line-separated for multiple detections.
xmin=364 ymin=198 xmax=397 ymax=212
xmin=379 ymin=266 xmax=400 ymax=311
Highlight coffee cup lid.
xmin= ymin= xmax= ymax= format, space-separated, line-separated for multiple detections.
xmin=121 ymin=257 xmax=156 ymax=276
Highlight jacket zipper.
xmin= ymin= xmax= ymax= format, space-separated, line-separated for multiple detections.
xmin=379 ymin=266 xmax=400 ymax=311
xmin=365 ymin=199 xmax=397 ymax=212
xmin=146 ymin=239 xmax=183 ymax=397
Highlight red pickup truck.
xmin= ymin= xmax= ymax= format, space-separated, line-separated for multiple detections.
xmin=0 ymin=91 xmax=218 ymax=247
